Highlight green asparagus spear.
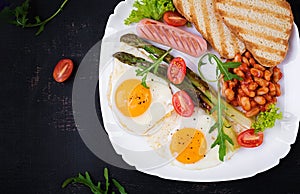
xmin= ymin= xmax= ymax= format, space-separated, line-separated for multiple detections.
xmin=113 ymin=52 xmax=211 ymax=111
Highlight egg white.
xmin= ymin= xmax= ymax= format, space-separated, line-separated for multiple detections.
xmin=110 ymin=59 xmax=173 ymax=136
xmin=148 ymin=107 xmax=236 ymax=170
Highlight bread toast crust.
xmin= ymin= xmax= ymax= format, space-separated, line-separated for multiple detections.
xmin=216 ymin=0 xmax=294 ymax=67
xmin=188 ymin=0 xmax=245 ymax=59
xmin=173 ymin=0 xmax=192 ymax=21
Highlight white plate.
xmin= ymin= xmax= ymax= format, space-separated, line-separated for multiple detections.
xmin=99 ymin=0 xmax=300 ymax=181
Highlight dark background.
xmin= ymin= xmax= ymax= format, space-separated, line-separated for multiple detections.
xmin=0 ymin=0 xmax=299 ymax=193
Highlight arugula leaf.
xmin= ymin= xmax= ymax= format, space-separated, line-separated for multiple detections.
xmin=198 ymin=53 xmax=241 ymax=161
xmin=136 ymin=48 xmax=171 ymax=88
xmin=62 ymin=172 xmax=103 ymax=194
xmin=210 ymin=80 xmax=234 ymax=161
xmin=112 ymin=179 xmax=128 ymax=194
xmin=104 ymin=168 xmax=109 ymax=194
xmin=62 ymin=168 xmax=127 ymax=194
xmin=0 ymin=0 xmax=69 ymax=35
xmin=124 ymin=0 xmax=175 ymax=25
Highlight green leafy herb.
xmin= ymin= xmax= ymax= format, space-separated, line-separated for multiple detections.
xmin=136 ymin=48 xmax=171 ymax=88
xmin=62 ymin=168 xmax=127 ymax=194
xmin=198 ymin=53 xmax=242 ymax=161
xmin=112 ymin=179 xmax=127 ymax=194
xmin=1 ymin=0 xmax=69 ymax=35
xmin=252 ymin=103 xmax=282 ymax=133
xmin=124 ymin=0 xmax=175 ymax=25
xmin=198 ymin=53 xmax=242 ymax=82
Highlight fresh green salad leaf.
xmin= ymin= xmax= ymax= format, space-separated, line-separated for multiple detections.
xmin=252 ymin=103 xmax=282 ymax=133
xmin=198 ymin=53 xmax=242 ymax=161
xmin=62 ymin=168 xmax=127 ymax=194
xmin=124 ymin=0 xmax=175 ymax=25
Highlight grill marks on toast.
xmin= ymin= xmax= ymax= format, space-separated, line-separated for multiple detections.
xmin=188 ymin=0 xmax=245 ymax=59
xmin=216 ymin=0 xmax=293 ymax=67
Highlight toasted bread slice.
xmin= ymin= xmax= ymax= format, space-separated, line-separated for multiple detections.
xmin=216 ymin=0 xmax=294 ymax=67
xmin=173 ymin=0 xmax=193 ymax=21
xmin=187 ymin=0 xmax=246 ymax=59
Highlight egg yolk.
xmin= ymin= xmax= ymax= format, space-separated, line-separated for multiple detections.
xmin=115 ymin=79 xmax=152 ymax=117
xmin=170 ymin=128 xmax=207 ymax=164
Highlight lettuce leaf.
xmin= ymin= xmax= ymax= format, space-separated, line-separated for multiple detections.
xmin=124 ymin=0 xmax=175 ymax=25
xmin=252 ymin=104 xmax=282 ymax=133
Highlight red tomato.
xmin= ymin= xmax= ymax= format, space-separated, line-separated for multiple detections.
xmin=163 ymin=11 xmax=187 ymax=27
xmin=172 ymin=90 xmax=194 ymax=117
xmin=53 ymin=59 xmax=74 ymax=83
xmin=237 ymin=129 xmax=264 ymax=148
xmin=167 ymin=57 xmax=186 ymax=84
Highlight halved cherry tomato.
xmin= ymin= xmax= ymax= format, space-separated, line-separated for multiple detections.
xmin=163 ymin=11 xmax=187 ymax=27
xmin=237 ymin=129 xmax=264 ymax=148
xmin=53 ymin=58 xmax=74 ymax=83
xmin=167 ymin=57 xmax=186 ymax=84
xmin=172 ymin=90 xmax=194 ymax=117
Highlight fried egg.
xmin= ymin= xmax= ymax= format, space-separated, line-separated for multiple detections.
xmin=148 ymin=107 xmax=236 ymax=170
xmin=111 ymin=61 xmax=173 ymax=135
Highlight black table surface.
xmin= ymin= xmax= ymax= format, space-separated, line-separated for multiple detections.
xmin=1 ymin=0 xmax=300 ymax=193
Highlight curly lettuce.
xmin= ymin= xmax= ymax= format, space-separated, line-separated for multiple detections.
xmin=252 ymin=104 xmax=282 ymax=133
xmin=124 ymin=0 xmax=175 ymax=25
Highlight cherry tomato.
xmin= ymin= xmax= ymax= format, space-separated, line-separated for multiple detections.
xmin=163 ymin=11 xmax=187 ymax=27
xmin=172 ymin=90 xmax=194 ymax=117
xmin=53 ymin=59 xmax=74 ymax=83
xmin=167 ymin=57 xmax=186 ymax=84
xmin=237 ymin=129 xmax=264 ymax=148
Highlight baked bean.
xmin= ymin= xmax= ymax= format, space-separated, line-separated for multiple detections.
xmin=224 ymin=88 xmax=235 ymax=101
xmin=248 ymin=82 xmax=258 ymax=90
xmin=249 ymin=58 xmax=256 ymax=65
xmin=239 ymin=63 xmax=249 ymax=72
xmin=253 ymin=63 xmax=266 ymax=71
xmin=244 ymin=51 xmax=252 ymax=58
xmin=254 ymin=77 xmax=269 ymax=87
xmin=263 ymin=94 xmax=273 ymax=102
xmin=275 ymin=83 xmax=281 ymax=96
xmin=257 ymin=87 xmax=269 ymax=95
xmin=250 ymin=68 xmax=264 ymax=78
xmin=234 ymin=54 xmax=242 ymax=62
xmin=238 ymin=88 xmax=246 ymax=97
xmin=228 ymin=80 xmax=237 ymax=89
xmin=240 ymin=96 xmax=251 ymax=111
xmin=241 ymin=84 xmax=256 ymax=97
xmin=272 ymin=67 xmax=283 ymax=83
xmin=264 ymin=70 xmax=272 ymax=81
xmin=254 ymin=96 xmax=266 ymax=105
xmin=269 ymin=82 xmax=276 ymax=96
xmin=242 ymin=56 xmax=250 ymax=65
xmin=233 ymin=68 xmax=245 ymax=78
xmin=245 ymin=107 xmax=260 ymax=117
